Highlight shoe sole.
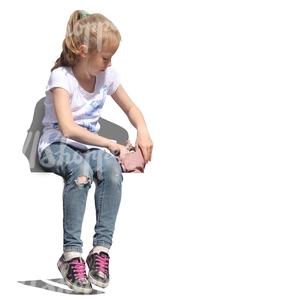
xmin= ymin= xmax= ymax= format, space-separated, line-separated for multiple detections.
xmin=88 ymin=272 xmax=109 ymax=289
xmin=57 ymin=265 xmax=93 ymax=294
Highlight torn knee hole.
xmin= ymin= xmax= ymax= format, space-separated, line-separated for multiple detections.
xmin=75 ymin=175 xmax=89 ymax=185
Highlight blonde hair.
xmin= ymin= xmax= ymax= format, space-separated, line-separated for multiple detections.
xmin=51 ymin=10 xmax=121 ymax=71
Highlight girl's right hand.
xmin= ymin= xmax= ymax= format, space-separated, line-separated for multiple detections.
xmin=108 ymin=143 xmax=129 ymax=158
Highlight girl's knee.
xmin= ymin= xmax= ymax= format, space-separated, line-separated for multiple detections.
xmin=99 ymin=159 xmax=123 ymax=183
xmin=75 ymin=175 xmax=90 ymax=186
xmin=107 ymin=170 xmax=123 ymax=185
xmin=69 ymin=162 xmax=93 ymax=183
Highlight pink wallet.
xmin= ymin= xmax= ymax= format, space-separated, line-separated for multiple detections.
xmin=117 ymin=140 xmax=146 ymax=173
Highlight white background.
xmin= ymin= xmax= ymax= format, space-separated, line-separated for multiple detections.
xmin=1 ymin=0 xmax=300 ymax=299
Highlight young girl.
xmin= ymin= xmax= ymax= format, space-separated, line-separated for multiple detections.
xmin=38 ymin=10 xmax=153 ymax=294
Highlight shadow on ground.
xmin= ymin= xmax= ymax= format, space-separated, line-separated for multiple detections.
xmin=18 ymin=278 xmax=104 ymax=295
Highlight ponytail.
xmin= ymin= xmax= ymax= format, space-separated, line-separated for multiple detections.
xmin=51 ymin=10 xmax=121 ymax=72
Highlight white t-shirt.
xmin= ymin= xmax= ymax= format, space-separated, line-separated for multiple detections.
xmin=37 ymin=66 xmax=121 ymax=158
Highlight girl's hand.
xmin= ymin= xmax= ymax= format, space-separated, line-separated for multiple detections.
xmin=135 ymin=130 xmax=153 ymax=164
xmin=108 ymin=142 xmax=129 ymax=158
xmin=111 ymin=85 xmax=153 ymax=163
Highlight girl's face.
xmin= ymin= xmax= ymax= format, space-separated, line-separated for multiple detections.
xmin=88 ymin=51 xmax=113 ymax=76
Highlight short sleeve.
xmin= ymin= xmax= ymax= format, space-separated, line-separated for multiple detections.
xmin=106 ymin=67 xmax=121 ymax=95
xmin=46 ymin=67 xmax=72 ymax=94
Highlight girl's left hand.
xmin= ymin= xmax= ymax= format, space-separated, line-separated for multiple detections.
xmin=135 ymin=130 xmax=153 ymax=164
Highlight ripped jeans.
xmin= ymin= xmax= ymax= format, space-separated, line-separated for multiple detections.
xmin=39 ymin=142 xmax=123 ymax=253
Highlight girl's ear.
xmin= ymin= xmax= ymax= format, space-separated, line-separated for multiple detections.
xmin=79 ymin=45 xmax=88 ymax=57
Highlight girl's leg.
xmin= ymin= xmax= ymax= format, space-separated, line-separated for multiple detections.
xmin=82 ymin=148 xmax=123 ymax=288
xmin=40 ymin=143 xmax=94 ymax=253
xmin=82 ymin=149 xmax=123 ymax=250
xmin=40 ymin=143 xmax=94 ymax=294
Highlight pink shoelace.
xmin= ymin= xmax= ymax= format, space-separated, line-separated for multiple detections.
xmin=95 ymin=254 xmax=109 ymax=276
xmin=70 ymin=259 xmax=87 ymax=279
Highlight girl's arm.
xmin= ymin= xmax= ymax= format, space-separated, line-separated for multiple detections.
xmin=52 ymin=87 xmax=128 ymax=156
xmin=111 ymin=84 xmax=153 ymax=163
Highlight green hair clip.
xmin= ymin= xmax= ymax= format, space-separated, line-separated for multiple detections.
xmin=81 ymin=11 xmax=89 ymax=18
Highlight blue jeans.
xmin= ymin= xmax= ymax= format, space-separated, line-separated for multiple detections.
xmin=39 ymin=142 xmax=123 ymax=253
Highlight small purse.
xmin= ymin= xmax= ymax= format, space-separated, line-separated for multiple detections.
xmin=117 ymin=140 xmax=146 ymax=173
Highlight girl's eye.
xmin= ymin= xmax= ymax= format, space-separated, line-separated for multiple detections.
xmin=103 ymin=57 xmax=108 ymax=61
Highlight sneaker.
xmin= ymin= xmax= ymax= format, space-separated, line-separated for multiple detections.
xmin=57 ymin=255 xmax=93 ymax=294
xmin=86 ymin=251 xmax=110 ymax=288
